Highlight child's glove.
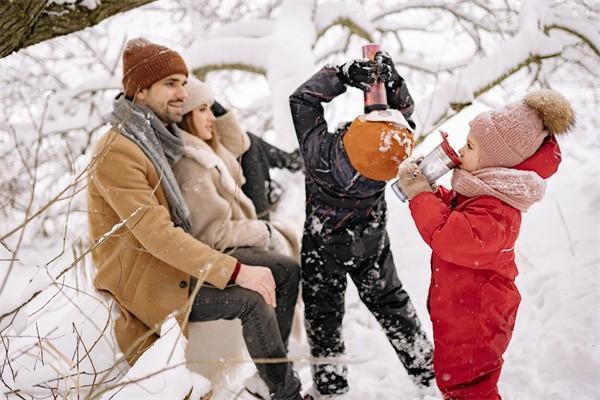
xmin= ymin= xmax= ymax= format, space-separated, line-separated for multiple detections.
xmin=286 ymin=148 xmax=305 ymax=172
xmin=337 ymin=59 xmax=377 ymax=91
xmin=376 ymin=51 xmax=403 ymax=89
xmin=397 ymin=159 xmax=433 ymax=199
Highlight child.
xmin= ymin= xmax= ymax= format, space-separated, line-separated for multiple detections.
xmin=290 ymin=54 xmax=434 ymax=397
xmin=396 ymin=89 xmax=574 ymax=399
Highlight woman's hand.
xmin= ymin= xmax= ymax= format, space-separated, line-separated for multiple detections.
xmin=397 ymin=159 xmax=433 ymax=200
xmin=235 ymin=264 xmax=277 ymax=308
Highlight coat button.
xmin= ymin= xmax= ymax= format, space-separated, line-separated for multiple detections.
xmin=179 ymin=280 xmax=188 ymax=289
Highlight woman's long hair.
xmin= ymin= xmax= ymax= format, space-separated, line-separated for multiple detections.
xmin=179 ymin=108 xmax=218 ymax=151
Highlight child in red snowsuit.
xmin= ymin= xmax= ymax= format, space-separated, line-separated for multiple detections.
xmin=396 ymin=89 xmax=574 ymax=399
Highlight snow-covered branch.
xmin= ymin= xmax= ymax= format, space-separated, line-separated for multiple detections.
xmin=373 ymin=0 xmax=512 ymax=34
xmin=0 ymin=0 xmax=157 ymax=59
xmin=413 ymin=0 xmax=599 ymax=138
xmin=314 ymin=2 xmax=373 ymax=41
xmin=185 ymin=37 xmax=271 ymax=78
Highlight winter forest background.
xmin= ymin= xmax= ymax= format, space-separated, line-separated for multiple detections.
xmin=0 ymin=0 xmax=598 ymax=399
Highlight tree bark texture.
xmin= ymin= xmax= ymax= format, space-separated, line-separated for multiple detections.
xmin=0 ymin=0 xmax=156 ymax=59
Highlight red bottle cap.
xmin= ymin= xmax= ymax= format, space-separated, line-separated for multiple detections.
xmin=439 ymin=131 xmax=461 ymax=167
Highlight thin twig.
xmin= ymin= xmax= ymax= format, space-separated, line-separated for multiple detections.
xmin=556 ymin=201 xmax=576 ymax=256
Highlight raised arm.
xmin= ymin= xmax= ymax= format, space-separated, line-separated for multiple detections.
xmin=289 ymin=66 xmax=347 ymax=158
xmin=212 ymin=105 xmax=251 ymax=157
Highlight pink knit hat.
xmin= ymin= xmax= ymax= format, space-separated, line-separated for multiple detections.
xmin=470 ymin=89 xmax=575 ymax=168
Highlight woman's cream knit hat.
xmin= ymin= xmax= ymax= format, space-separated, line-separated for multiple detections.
xmin=182 ymin=77 xmax=215 ymax=115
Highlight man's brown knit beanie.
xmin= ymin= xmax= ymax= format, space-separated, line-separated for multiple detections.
xmin=122 ymin=38 xmax=188 ymax=98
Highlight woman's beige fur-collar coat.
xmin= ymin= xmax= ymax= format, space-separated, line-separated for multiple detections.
xmin=173 ymin=114 xmax=269 ymax=252
xmin=172 ymin=112 xmax=299 ymax=257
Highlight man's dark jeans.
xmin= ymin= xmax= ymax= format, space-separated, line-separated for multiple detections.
xmin=189 ymin=247 xmax=302 ymax=400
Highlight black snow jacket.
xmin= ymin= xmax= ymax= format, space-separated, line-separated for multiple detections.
xmin=289 ymin=66 xmax=415 ymax=236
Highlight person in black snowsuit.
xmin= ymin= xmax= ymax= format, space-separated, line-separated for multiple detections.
xmin=289 ymin=54 xmax=434 ymax=396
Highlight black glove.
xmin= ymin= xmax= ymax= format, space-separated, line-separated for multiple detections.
xmin=337 ymin=59 xmax=378 ymax=91
xmin=375 ymin=51 xmax=416 ymax=129
xmin=376 ymin=51 xmax=403 ymax=89
xmin=211 ymin=100 xmax=228 ymax=117
xmin=285 ymin=148 xmax=305 ymax=172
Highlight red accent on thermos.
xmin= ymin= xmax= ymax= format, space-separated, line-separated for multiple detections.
xmin=362 ymin=43 xmax=388 ymax=112
xmin=439 ymin=131 xmax=462 ymax=166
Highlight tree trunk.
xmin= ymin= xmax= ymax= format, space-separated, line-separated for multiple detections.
xmin=0 ymin=0 xmax=156 ymax=59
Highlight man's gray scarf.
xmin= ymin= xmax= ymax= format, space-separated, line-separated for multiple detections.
xmin=105 ymin=95 xmax=192 ymax=233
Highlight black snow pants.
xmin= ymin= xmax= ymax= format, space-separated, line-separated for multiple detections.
xmin=301 ymin=225 xmax=434 ymax=395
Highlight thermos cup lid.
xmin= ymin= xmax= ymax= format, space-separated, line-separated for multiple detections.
xmin=439 ymin=131 xmax=461 ymax=167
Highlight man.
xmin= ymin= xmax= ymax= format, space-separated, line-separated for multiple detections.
xmin=289 ymin=54 xmax=435 ymax=397
xmin=88 ymin=38 xmax=303 ymax=400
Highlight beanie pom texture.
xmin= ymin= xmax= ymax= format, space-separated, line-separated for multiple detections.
xmin=524 ymin=89 xmax=575 ymax=135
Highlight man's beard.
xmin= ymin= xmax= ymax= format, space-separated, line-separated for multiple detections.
xmin=154 ymin=103 xmax=183 ymax=124
xmin=166 ymin=109 xmax=183 ymax=123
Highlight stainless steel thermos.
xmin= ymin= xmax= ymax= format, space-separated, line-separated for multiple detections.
xmin=391 ymin=131 xmax=461 ymax=201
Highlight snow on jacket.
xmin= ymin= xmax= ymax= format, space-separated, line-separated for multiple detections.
xmin=88 ymin=129 xmax=238 ymax=364
xmin=172 ymin=111 xmax=299 ymax=257
xmin=407 ymin=137 xmax=562 ymax=398
xmin=289 ymin=66 xmax=415 ymax=235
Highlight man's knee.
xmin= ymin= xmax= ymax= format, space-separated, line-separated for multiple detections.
xmin=242 ymin=290 xmax=277 ymax=321
xmin=273 ymin=257 xmax=300 ymax=289
xmin=284 ymin=260 xmax=300 ymax=286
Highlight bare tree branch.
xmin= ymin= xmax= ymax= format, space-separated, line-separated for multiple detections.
xmin=193 ymin=63 xmax=266 ymax=81
xmin=316 ymin=17 xmax=373 ymax=43
xmin=545 ymin=24 xmax=600 ymax=59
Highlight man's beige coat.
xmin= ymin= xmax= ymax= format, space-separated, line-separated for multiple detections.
xmin=87 ymin=129 xmax=238 ymax=363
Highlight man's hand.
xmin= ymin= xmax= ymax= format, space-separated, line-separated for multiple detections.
xmin=235 ymin=264 xmax=277 ymax=307
xmin=337 ymin=59 xmax=378 ymax=91
xmin=397 ymin=159 xmax=433 ymax=200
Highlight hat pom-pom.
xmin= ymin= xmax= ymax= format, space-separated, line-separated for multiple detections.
xmin=525 ymin=89 xmax=575 ymax=135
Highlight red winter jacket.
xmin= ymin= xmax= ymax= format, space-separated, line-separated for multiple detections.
xmin=408 ymin=137 xmax=561 ymax=399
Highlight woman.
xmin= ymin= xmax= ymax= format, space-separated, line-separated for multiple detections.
xmin=172 ymin=77 xmax=302 ymax=398
xmin=173 ymin=78 xmax=299 ymax=257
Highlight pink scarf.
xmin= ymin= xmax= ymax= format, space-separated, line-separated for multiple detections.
xmin=451 ymin=167 xmax=546 ymax=212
